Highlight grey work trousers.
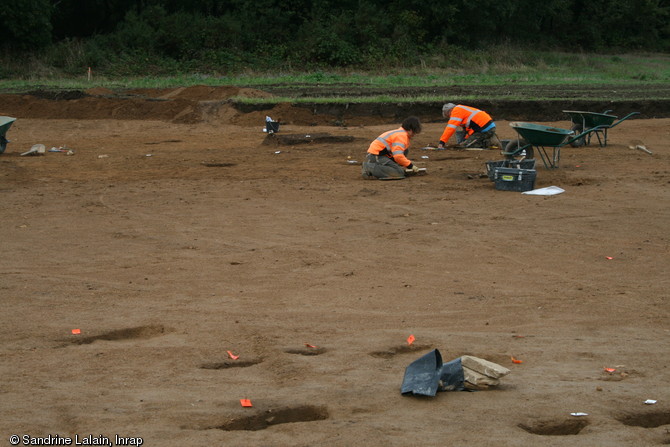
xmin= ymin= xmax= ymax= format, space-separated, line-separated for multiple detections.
xmin=361 ymin=153 xmax=406 ymax=180
xmin=457 ymin=129 xmax=503 ymax=149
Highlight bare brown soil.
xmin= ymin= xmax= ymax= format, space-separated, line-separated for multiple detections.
xmin=1 ymin=86 xmax=669 ymax=446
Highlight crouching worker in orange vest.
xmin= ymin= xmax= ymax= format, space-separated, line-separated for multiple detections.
xmin=438 ymin=103 xmax=502 ymax=150
xmin=362 ymin=116 xmax=423 ymax=180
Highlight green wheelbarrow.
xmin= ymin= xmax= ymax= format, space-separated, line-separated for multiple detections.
xmin=563 ymin=110 xmax=639 ymax=147
xmin=0 ymin=116 xmax=17 ymax=154
xmin=503 ymin=121 xmax=601 ymax=169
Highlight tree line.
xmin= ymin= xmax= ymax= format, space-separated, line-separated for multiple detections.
xmin=1 ymin=0 xmax=668 ymax=75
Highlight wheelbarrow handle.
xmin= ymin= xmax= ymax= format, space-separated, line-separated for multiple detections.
xmin=563 ymin=125 xmax=609 ymax=146
xmin=500 ymin=140 xmax=531 ymax=156
xmin=608 ymin=112 xmax=640 ymax=129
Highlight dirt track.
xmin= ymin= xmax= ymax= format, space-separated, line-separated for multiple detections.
xmin=1 ymin=86 xmax=669 ymax=446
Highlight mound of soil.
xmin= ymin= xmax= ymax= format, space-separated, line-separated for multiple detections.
xmin=123 ymin=85 xmax=273 ymax=101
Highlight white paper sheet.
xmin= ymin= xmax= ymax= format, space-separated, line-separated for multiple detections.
xmin=522 ymin=186 xmax=565 ymax=196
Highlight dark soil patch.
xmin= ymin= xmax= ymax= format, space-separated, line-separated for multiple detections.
xmin=25 ymin=89 xmax=89 ymax=100
xmin=263 ymin=133 xmax=358 ymax=145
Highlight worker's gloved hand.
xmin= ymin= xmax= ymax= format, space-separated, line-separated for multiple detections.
xmin=437 ymin=141 xmax=446 ymax=150
xmin=409 ymin=164 xmax=420 ymax=173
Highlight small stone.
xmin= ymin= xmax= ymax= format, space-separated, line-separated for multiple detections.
xmin=461 ymin=355 xmax=511 ymax=379
xmin=462 ymin=367 xmax=501 ymax=387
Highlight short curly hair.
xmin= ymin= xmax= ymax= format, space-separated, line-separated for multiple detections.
xmin=401 ymin=116 xmax=422 ymax=134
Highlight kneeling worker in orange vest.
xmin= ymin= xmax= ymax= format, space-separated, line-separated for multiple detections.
xmin=438 ymin=103 xmax=502 ymax=150
xmin=362 ymin=116 xmax=423 ymax=180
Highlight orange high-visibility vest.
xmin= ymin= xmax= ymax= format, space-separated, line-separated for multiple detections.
xmin=368 ymin=127 xmax=413 ymax=167
xmin=440 ymin=105 xmax=494 ymax=143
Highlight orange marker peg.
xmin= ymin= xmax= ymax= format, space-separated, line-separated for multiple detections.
xmin=304 ymin=343 xmax=317 ymax=348
xmin=227 ymin=350 xmax=239 ymax=360
xmin=605 ymin=256 xmax=614 ymax=260
xmin=511 ymin=356 xmax=523 ymax=364
xmin=71 ymin=329 xmax=81 ymax=335
xmin=407 ymin=334 xmax=415 ymax=345
xmin=604 ymin=367 xmax=616 ymax=373
xmin=240 ymin=399 xmax=252 ymax=407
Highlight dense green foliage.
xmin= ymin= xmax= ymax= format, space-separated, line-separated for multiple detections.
xmin=0 ymin=0 xmax=668 ymax=77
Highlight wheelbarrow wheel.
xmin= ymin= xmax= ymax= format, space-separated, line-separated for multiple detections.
xmin=504 ymin=139 xmax=534 ymax=161
xmin=569 ymin=124 xmax=586 ymax=147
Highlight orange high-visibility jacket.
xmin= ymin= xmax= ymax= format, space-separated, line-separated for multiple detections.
xmin=367 ymin=127 xmax=413 ymax=167
xmin=440 ymin=105 xmax=494 ymax=144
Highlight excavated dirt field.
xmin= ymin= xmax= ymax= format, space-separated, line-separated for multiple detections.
xmin=1 ymin=85 xmax=669 ymax=446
